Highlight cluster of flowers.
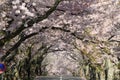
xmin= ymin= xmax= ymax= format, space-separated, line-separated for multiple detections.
xmin=12 ymin=0 xmax=36 ymax=18
xmin=0 ymin=0 xmax=37 ymax=30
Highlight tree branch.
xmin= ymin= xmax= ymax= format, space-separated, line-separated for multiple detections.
xmin=1 ymin=26 xmax=50 ymax=61
xmin=1 ymin=32 xmax=38 ymax=61
xmin=0 ymin=0 xmax=62 ymax=47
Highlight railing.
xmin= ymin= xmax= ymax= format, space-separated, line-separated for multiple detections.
xmin=34 ymin=76 xmax=82 ymax=80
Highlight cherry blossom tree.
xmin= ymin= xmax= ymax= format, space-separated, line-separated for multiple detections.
xmin=0 ymin=0 xmax=120 ymax=80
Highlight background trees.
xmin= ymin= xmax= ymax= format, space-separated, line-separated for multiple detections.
xmin=0 ymin=0 xmax=120 ymax=80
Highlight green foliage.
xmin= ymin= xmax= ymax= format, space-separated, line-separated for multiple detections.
xmin=73 ymin=37 xmax=120 ymax=80
xmin=1 ymin=43 xmax=51 ymax=80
